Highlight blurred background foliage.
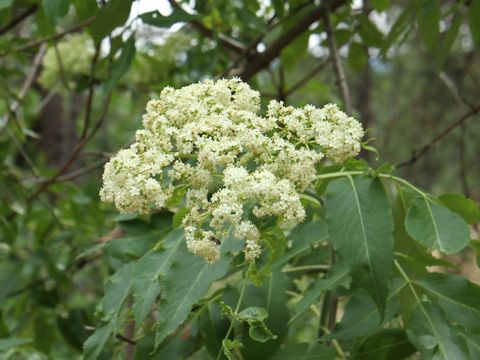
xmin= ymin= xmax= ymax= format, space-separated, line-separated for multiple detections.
xmin=0 ymin=0 xmax=479 ymax=358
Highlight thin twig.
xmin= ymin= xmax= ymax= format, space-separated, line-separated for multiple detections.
xmin=0 ymin=4 xmax=39 ymax=35
xmin=81 ymin=44 xmax=101 ymax=140
xmin=238 ymin=0 xmax=347 ymax=80
xmin=0 ymin=44 xmax=47 ymax=133
xmin=397 ymin=104 xmax=480 ymax=168
xmin=168 ymin=0 xmax=245 ymax=54
xmin=285 ymin=59 xmax=328 ymax=97
xmin=1 ymin=17 xmax=95 ymax=57
xmin=323 ymin=7 xmax=352 ymax=114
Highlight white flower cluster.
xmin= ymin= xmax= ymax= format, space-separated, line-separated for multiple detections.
xmin=100 ymin=79 xmax=364 ymax=262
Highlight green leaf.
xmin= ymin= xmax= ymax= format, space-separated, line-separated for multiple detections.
xmin=241 ymin=270 xmax=290 ymax=359
xmin=352 ymin=328 xmax=416 ymax=360
xmin=407 ymin=302 xmax=468 ymax=359
xmin=83 ymin=322 xmax=115 ymax=360
xmin=359 ymin=16 xmax=384 ymax=48
xmin=325 ymin=176 xmax=394 ymax=314
xmin=42 ymin=0 xmax=69 ymax=25
xmin=0 ymin=338 xmax=31 ymax=352
xmin=323 ymin=293 xmax=394 ymax=340
xmin=132 ymin=229 xmax=184 ymax=325
xmin=104 ymin=34 xmax=136 ymax=93
xmin=276 ymin=220 xmax=329 ymax=266
xmin=83 ymin=263 xmax=134 ymax=359
xmin=238 ymin=307 xmax=269 ymax=322
xmin=100 ymin=262 xmax=134 ymax=320
xmin=0 ymin=0 xmax=12 ymax=10
xmin=405 ymin=197 xmax=470 ymax=254
xmin=437 ymin=11 xmax=462 ymax=69
xmin=417 ymin=0 xmax=440 ymax=54
xmin=468 ymin=0 xmax=480 ymax=48
xmin=289 ymin=266 xmax=350 ymax=324
xmin=281 ymin=32 xmax=309 ymax=70
xmin=348 ymin=42 xmax=368 ymax=72
xmin=140 ymin=9 xmax=198 ymax=28
xmin=382 ymin=0 xmax=422 ymax=54
xmin=271 ymin=343 xmax=336 ymax=360
xmin=371 ymin=0 xmax=390 ymax=12
xmin=414 ymin=273 xmax=480 ymax=332
xmin=438 ymin=193 xmax=480 ymax=225
xmin=154 ymin=241 xmax=230 ymax=347
xmin=89 ymin=0 xmax=131 ymax=44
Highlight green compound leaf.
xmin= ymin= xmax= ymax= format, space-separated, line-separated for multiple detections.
xmin=405 ymin=197 xmax=470 ymax=254
xmin=289 ymin=265 xmax=350 ymax=324
xmin=42 ymin=0 xmax=69 ymax=25
xmin=132 ymin=228 xmax=185 ymax=326
xmin=325 ymin=176 xmax=394 ymax=315
xmin=414 ymin=273 xmax=480 ymax=333
xmin=83 ymin=262 xmax=134 ymax=360
xmin=154 ymin=242 xmax=230 ymax=348
xmin=407 ymin=302 xmax=468 ymax=360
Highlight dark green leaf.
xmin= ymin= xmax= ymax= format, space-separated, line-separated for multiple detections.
xmin=438 ymin=193 xmax=480 ymax=225
xmin=42 ymin=0 xmax=69 ymax=25
xmin=104 ymin=34 xmax=136 ymax=93
xmin=414 ymin=273 xmax=480 ymax=332
xmin=271 ymin=343 xmax=336 ymax=360
xmin=325 ymin=176 xmax=394 ymax=314
xmin=140 ymin=9 xmax=198 ymax=28
xmin=83 ymin=322 xmax=115 ymax=360
xmin=405 ymin=197 xmax=470 ymax=254
xmin=353 ymin=328 xmax=416 ymax=360
xmin=437 ymin=11 xmax=462 ymax=69
xmin=132 ymin=229 xmax=184 ymax=325
xmin=323 ymin=293 xmax=394 ymax=340
xmin=154 ymin=241 xmax=230 ymax=347
xmin=468 ymin=0 xmax=480 ymax=48
xmin=417 ymin=0 xmax=440 ymax=54
xmin=407 ymin=302 xmax=468 ymax=359
xmin=89 ymin=0 xmax=131 ymax=44
xmin=348 ymin=42 xmax=368 ymax=72
xmin=290 ymin=265 xmax=350 ymax=324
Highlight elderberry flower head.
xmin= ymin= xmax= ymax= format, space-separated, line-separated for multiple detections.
xmin=100 ymin=78 xmax=364 ymax=263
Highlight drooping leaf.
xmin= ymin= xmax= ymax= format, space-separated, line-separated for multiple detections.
xmin=352 ymin=328 xmax=416 ymax=360
xmin=405 ymin=197 xmax=470 ymax=254
xmin=407 ymin=302 xmax=468 ymax=359
xmin=104 ymin=34 xmax=136 ymax=93
xmin=468 ymin=0 xmax=480 ymax=48
xmin=348 ymin=42 xmax=368 ymax=72
xmin=154 ymin=242 xmax=230 ymax=347
xmin=241 ymin=270 xmax=290 ymax=359
xmin=323 ymin=293 xmax=394 ymax=340
xmin=325 ymin=176 xmax=394 ymax=314
xmin=414 ymin=273 xmax=480 ymax=332
xmin=437 ymin=11 xmax=462 ymax=69
xmin=89 ymin=0 xmax=131 ymax=44
xmin=290 ymin=265 xmax=350 ymax=324
xmin=42 ymin=0 xmax=69 ymax=25
xmin=83 ymin=263 xmax=134 ymax=359
xmin=382 ymin=0 xmax=422 ymax=54
xmin=140 ymin=9 xmax=199 ymax=28
xmin=438 ymin=193 xmax=480 ymax=225
xmin=83 ymin=322 xmax=115 ymax=360
xmin=132 ymin=228 xmax=185 ymax=325
xmin=417 ymin=0 xmax=440 ymax=55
